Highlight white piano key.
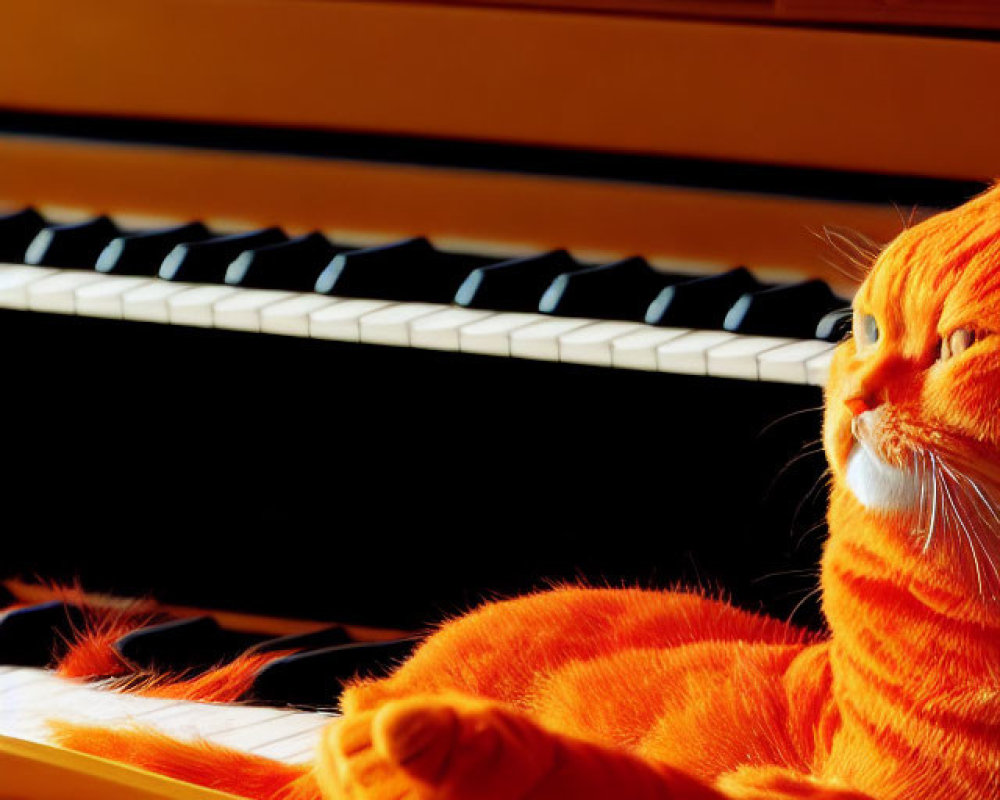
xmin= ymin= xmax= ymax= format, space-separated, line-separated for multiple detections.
xmin=261 ymin=295 xmax=341 ymax=337
xmin=210 ymin=711 xmax=331 ymax=753
xmin=121 ymin=281 xmax=195 ymax=323
xmin=280 ymin=745 xmax=321 ymax=764
xmin=558 ymin=321 xmax=644 ymax=367
xmin=167 ymin=286 xmax=240 ymax=328
xmin=69 ymin=695 xmax=188 ymax=723
xmin=358 ymin=302 xmax=441 ymax=347
xmin=0 ymin=668 xmax=334 ymax=766
xmin=806 ymin=347 xmax=836 ymax=387
xmin=0 ymin=673 xmax=90 ymax=742
xmin=0 ymin=265 xmax=57 ymax=309
xmin=251 ymin=728 xmax=326 ymax=763
xmin=458 ymin=312 xmax=542 ymax=357
xmin=611 ymin=327 xmax=691 ymax=371
xmin=3 ymin=688 xmax=102 ymax=736
xmin=656 ymin=331 xmax=737 ymax=375
xmin=706 ymin=336 xmax=794 ymax=380
xmin=213 ymin=289 xmax=294 ymax=332
xmin=410 ymin=308 xmax=494 ymax=351
xmin=126 ymin=700 xmax=227 ymax=727
xmin=310 ymin=299 xmax=390 ymax=341
xmin=758 ymin=340 xmax=836 ymax=384
xmin=0 ymin=678 xmax=85 ymax=704
xmin=0 ymin=263 xmax=832 ymax=387
xmin=26 ymin=271 xmax=108 ymax=314
xmin=0 ymin=668 xmax=53 ymax=696
xmin=510 ymin=318 xmax=594 ymax=362
xmin=74 ymin=276 xmax=157 ymax=319
xmin=152 ymin=706 xmax=299 ymax=741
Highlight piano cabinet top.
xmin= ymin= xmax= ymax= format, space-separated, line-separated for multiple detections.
xmin=2 ymin=0 xmax=1000 ymax=182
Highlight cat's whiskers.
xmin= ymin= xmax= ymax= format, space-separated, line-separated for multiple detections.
xmin=924 ymin=453 xmax=938 ymax=553
xmin=938 ymin=468 xmax=985 ymax=595
xmin=767 ymin=439 xmax=827 ymax=504
xmin=926 ymin=456 xmax=1000 ymax=601
xmin=813 ymin=224 xmax=880 ymax=284
xmin=757 ymin=406 xmax=824 ymax=439
xmin=793 ymin=517 xmax=830 ymax=552
xmin=791 ymin=466 xmax=833 ymax=548
xmin=947 ymin=466 xmax=1000 ymax=600
xmin=919 ymin=452 xmax=929 ymax=541
xmin=847 ymin=411 xmax=1000 ymax=600
xmin=786 ymin=584 xmax=824 ymax=626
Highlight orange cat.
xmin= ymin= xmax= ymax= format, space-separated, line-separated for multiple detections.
xmin=56 ymin=184 xmax=1000 ymax=799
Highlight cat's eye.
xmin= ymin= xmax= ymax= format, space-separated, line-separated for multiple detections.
xmin=939 ymin=328 xmax=977 ymax=361
xmin=853 ymin=311 xmax=879 ymax=352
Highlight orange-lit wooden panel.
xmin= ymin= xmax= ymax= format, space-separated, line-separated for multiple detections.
xmin=0 ymin=136 xmax=930 ymax=292
xmin=2 ymin=0 xmax=1000 ymax=180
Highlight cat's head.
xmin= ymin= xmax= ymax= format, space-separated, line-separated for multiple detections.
xmin=824 ymin=184 xmax=1000 ymax=600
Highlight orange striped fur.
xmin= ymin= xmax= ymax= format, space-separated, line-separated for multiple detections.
xmin=52 ymin=185 xmax=1000 ymax=797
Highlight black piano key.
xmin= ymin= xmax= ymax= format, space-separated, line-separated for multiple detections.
xmin=723 ymin=280 xmax=846 ymax=339
xmin=645 ymin=267 xmax=761 ymax=329
xmin=538 ymin=257 xmax=680 ymax=321
xmin=113 ymin=616 xmax=268 ymax=672
xmin=454 ymin=249 xmax=580 ymax=312
xmin=96 ymin=222 xmax=213 ymax=275
xmin=246 ymin=625 xmax=352 ymax=655
xmin=315 ymin=237 xmax=495 ymax=303
xmin=815 ymin=307 xmax=853 ymax=342
xmin=24 ymin=216 xmax=121 ymax=269
xmin=0 ymin=601 xmax=85 ymax=667
xmin=0 ymin=208 xmax=48 ymax=263
xmin=247 ymin=638 xmax=420 ymax=707
xmin=225 ymin=232 xmax=343 ymax=291
xmin=159 ymin=228 xmax=287 ymax=283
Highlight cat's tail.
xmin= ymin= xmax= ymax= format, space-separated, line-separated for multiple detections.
xmin=44 ymin=589 xmax=319 ymax=798
xmin=50 ymin=721 xmax=321 ymax=800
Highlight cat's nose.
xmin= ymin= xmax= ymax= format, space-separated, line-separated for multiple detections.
xmin=845 ymin=394 xmax=877 ymax=416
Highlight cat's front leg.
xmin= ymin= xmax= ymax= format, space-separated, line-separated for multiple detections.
xmin=316 ymin=694 xmax=726 ymax=800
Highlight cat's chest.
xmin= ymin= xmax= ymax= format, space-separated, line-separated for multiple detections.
xmin=844 ymin=440 xmax=922 ymax=512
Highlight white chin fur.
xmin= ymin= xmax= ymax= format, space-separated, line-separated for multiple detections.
xmin=845 ymin=443 xmax=921 ymax=512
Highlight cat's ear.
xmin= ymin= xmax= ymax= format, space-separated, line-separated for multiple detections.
xmin=817 ymin=225 xmax=880 ymax=286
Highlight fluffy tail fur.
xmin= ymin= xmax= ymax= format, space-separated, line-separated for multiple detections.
xmin=44 ymin=590 xmax=317 ymax=799
xmin=50 ymin=722 xmax=320 ymax=800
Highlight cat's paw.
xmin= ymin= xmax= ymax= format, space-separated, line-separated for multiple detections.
xmin=315 ymin=707 xmax=416 ymax=800
xmin=316 ymin=695 xmax=558 ymax=800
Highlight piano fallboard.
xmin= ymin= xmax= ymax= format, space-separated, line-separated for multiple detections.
xmin=0 ymin=305 xmax=828 ymax=630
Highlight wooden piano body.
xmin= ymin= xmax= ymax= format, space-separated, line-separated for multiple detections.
xmin=0 ymin=0 xmax=999 ymax=654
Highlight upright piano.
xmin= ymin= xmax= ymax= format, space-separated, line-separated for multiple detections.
xmin=0 ymin=0 xmax=999 ymax=717
xmin=2 ymin=1 xmax=1000 ymax=794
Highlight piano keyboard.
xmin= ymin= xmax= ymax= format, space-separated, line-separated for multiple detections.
xmin=0 ymin=209 xmax=846 ymax=387
xmin=0 ymin=666 xmax=333 ymax=766
xmin=0 ymin=587 xmax=419 ymax=781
